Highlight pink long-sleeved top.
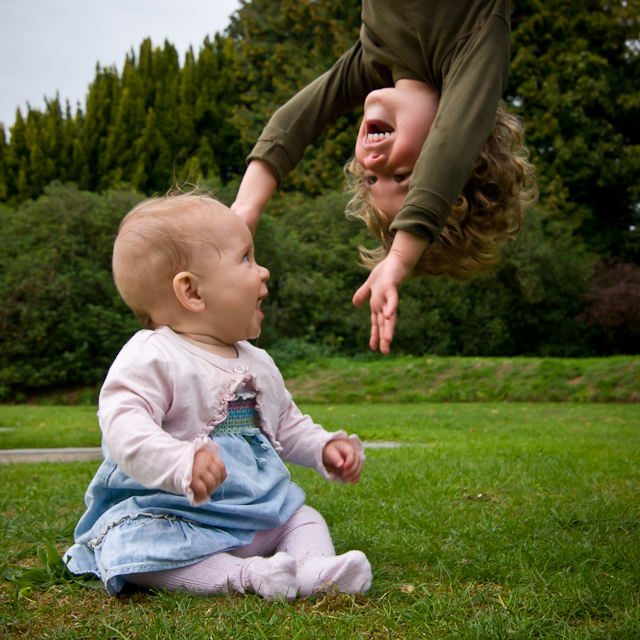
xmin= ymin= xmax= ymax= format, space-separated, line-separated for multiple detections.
xmin=98 ymin=326 xmax=364 ymax=506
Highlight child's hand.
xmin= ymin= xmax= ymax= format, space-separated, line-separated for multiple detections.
xmin=352 ymin=231 xmax=427 ymax=354
xmin=352 ymin=256 xmax=403 ymax=354
xmin=322 ymin=439 xmax=363 ymax=485
xmin=190 ymin=448 xmax=227 ymax=503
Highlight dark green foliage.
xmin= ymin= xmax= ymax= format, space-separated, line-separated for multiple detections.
xmin=0 ymin=184 xmax=143 ymax=400
xmin=509 ymin=0 xmax=640 ymax=260
xmin=252 ymin=190 xmax=372 ymax=352
xmin=0 ymin=36 xmax=244 ymax=204
xmin=0 ymin=0 xmax=636 ymax=257
xmin=0 ymin=183 xmax=625 ymax=401
xmin=228 ymin=0 xmax=363 ymax=194
xmin=254 ymin=201 xmax=598 ymax=359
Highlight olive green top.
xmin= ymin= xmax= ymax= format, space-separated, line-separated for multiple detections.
xmin=248 ymin=0 xmax=511 ymax=242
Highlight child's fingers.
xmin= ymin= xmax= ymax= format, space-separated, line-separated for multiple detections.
xmin=375 ymin=309 xmax=394 ymax=354
xmin=379 ymin=310 xmax=396 ymax=354
xmin=191 ymin=476 xmax=213 ymax=502
xmin=369 ymin=312 xmax=380 ymax=351
xmin=383 ymin=288 xmax=399 ymax=319
xmin=324 ymin=441 xmax=363 ymax=484
xmin=345 ymin=464 xmax=362 ymax=484
xmin=207 ymin=458 xmax=227 ymax=486
xmin=194 ymin=467 xmax=226 ymax=501
xmin=353 ymin=281 xmax=372 ymax=307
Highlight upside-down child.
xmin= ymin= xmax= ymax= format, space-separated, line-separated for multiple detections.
xmin=64 ymin=192 xmax=372 ymax=599
xmin=232 ymin=0 xmax=537 ymax=354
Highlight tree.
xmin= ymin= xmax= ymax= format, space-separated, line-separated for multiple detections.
xmin=509 ymin=0 xmax=640 ymax=260
xmin=0 ymin=127 xmax=7 ymax=200
xmin=228 ymin=0 xmax=363 ymax=194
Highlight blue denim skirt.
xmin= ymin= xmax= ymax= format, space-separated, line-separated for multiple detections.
xmin=64 ymin=418 xmax=305 ymax=594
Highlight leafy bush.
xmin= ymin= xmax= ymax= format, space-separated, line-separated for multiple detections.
xmin=255 ymin=198 xmax=600 ymax=358
xmin=0 ymin=184 xmax=143 ymax=400
xmin=0 ymin=184 xmax=633 ymax=402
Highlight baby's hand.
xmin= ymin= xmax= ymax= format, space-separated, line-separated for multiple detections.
xmin=322 ymin=439 xmax=363 ymax=485
xmin=190 ymin=448 xmax=227 ymax=503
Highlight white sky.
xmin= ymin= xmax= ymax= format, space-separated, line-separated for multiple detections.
xmin=0 ymin=0 xmax=242 ymax=131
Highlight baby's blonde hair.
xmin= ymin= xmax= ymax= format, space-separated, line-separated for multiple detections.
xmin=345 ymin=101 xmax=538 ymax=282
xmin=113 ymin=191 xmax=223 ymax=329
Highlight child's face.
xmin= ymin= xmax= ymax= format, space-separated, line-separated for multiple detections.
xmin=191 ymin=208 xmax=270 ymax=344
xmin=354 ymin=81 xmax=439 ymax=219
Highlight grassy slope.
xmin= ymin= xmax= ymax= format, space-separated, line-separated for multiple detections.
xmin=4 ymin=355 xmax=639 ymax=409
xmin=282 ymin=355 xmax=640 ymax=404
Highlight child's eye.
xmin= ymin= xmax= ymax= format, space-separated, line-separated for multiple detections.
xmin=394 ymin=173 xmax=410 ymax=183
xmin=365 ymin=175 xmax=377 ymax=187
xmin=242 ymin=255 xmax=250 ymax=263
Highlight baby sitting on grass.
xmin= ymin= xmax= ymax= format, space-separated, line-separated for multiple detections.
xmin=64 ymin=191 xmax=372 ymax=599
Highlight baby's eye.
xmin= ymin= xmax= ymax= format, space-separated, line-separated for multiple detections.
xmin=394 ymin=173 xmax=411 ymax=183
xmin=365 ymin=175 xmax=378 ymax=187
xmin=242 ymin=254 xmax=250 ymax=263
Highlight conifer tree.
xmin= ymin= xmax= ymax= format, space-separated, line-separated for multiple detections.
xmin=82 ymin=65 xmax=120 ymax=191
xmin=0 ymin=128 xmax=7 ymax=201
xmin=228 ymin=0 xmax=362 ymax=193
xmin=131 ymin=107 xmax=172 ymax=192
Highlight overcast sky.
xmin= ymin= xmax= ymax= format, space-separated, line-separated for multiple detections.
xmin=0 ymin=0 xmax=242 ymax=131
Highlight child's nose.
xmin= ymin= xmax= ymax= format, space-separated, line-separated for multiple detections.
xmin=259 ymin=265 xmax=270 ymax=281
xmin=364 ymin=152 xmax=386 ymax=169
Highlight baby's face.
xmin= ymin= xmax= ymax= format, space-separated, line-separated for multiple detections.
xmin=354 ymin=81 xmax=439 ymax=219
xmin=191 ymin=208 xmax=270 ymax=344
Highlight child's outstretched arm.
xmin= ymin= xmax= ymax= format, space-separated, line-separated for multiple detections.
xmin=352 ymin=230 xmax=428 ymax=354
xmin=231 ymin=160 xmax=278 ymax=236
xmin=190 ymin=448 xmax=227 ymax=504
xmin=322 ymin=438 xmax=363 ymax=485
xmin=232 ymin=42 xmax=375 ymax=235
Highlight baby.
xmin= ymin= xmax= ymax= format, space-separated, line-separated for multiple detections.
xmin=64 ymin=192 xmax=372 ymax=599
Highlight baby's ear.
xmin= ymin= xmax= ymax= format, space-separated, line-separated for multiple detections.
xmin=173 ymin=271 xmax=205 ymax=312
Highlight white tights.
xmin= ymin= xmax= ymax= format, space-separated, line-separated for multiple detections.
xmin=125 ymin=505 xmax=371 ymax=600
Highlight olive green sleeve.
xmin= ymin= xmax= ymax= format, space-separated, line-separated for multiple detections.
xmin=248 ymin=40 xmax=379 ymax=185
xmin=390 ymin=15 xmax=511 ymax=242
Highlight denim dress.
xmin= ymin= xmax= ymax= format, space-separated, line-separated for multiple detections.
xmin=64 ymin=390 xmax=306 ymax=595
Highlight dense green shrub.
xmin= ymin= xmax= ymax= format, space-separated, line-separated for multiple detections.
xmin=0 ymin=184 xmax=625 ymax=402
xmin=0 ymin=184 xmax=143 ymax=400
xmin=253 ymin=192 xmax=600 ymax=358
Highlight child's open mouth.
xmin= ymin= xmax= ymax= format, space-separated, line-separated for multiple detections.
xmin=364 ymin=120 xmax=394 ymax=144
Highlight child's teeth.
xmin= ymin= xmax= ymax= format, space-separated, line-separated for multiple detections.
xmin=367 ymin=132 xmax=390 ymax=141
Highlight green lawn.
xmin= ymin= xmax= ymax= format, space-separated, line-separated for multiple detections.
xmin=1 ymin=402 xmax=639 ymax=638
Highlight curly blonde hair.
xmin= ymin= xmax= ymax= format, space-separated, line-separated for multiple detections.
xmin=344 ymin=101 xmax=538 ymax=282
